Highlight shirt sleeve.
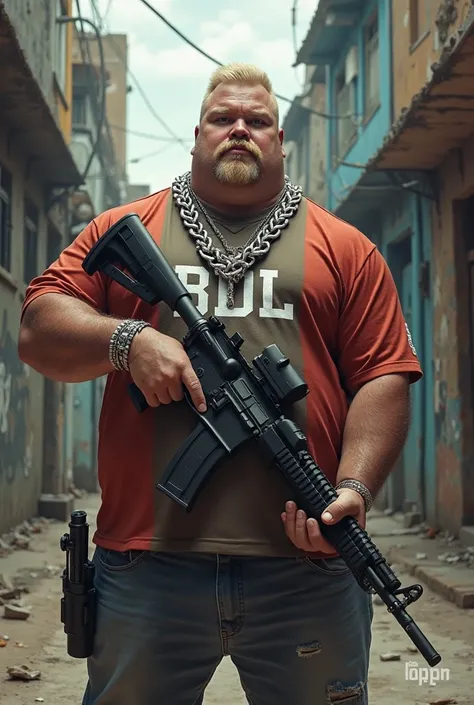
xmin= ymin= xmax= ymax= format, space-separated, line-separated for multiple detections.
xmin=337 ymin=247 xmax=422 ymax=395
xmin=21 ymin=217 xmax=109 ymax=320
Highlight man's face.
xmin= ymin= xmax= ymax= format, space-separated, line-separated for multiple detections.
xmin=192 ymin=82 xmax=285 ymax=186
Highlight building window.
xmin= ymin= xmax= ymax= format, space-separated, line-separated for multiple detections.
xmin=364 ymin=11 xmax=380 ymax=118
xmin=409 ymin=0 xmax=421 ymax=44
xmin=335 ymin=66 xmax=357 ymax=158
xmin=409 ymin=0 xmax=430 ymax=46
xmin=54 ymin=0 xmax=68 ymax=96
xmin=0 ymin=164 xmax=12 ymax=272
xmin=23 ymin=199 xmax=39 ymax=284
xmin=72 ymin=93 xmax=87 ymax=126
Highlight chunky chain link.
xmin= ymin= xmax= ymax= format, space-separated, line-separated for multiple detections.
xmin=171 ymin=171 xmax=303 ymax=307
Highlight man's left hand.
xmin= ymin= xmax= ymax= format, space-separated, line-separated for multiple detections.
xmin=281 ymin=488 xmax=366 ymax=553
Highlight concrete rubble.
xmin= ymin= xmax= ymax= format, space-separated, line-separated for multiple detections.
xmin=0 ymin=497 xmax=473 ymax=704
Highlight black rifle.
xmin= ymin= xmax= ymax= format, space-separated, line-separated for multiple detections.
xmin=82 ymin=213 xmax=441 ymax=667
xmin=60 ymin=510 xmax=96 ymax=658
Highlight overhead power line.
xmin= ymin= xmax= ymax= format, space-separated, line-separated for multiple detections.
xmin=138 ymin=0 xmax=356 ymax=121
xmin=108 ymin=123 xmax=191 ymax=143
xmin=104 ymin=32 xmax=190 ymax=150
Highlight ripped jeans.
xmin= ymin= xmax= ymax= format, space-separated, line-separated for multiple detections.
xmin=82 ymin=547 xmax=373 ymax=705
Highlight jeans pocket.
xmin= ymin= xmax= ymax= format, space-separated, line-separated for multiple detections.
xmin=98 ymin=547 xmax=147 ymax=572
xmin=303 ymin=555 xmax=352 ymax=577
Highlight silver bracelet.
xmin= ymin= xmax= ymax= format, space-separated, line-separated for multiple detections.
xmin=335 ymin=479 xmax=373 ymax=512
xmin=109 ymin=319 xmax=151 ymax=372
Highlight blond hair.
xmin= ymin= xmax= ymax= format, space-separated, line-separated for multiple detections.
xmin=200 ymin=63 xmax=279 ymax=122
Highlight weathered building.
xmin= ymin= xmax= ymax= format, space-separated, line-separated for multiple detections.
xmin=283 ymin=65 xmax=327 ymax=206
xmin=72 ymin=31 xmax=128 ymax=199
xmin=293 ymin=0 xmax=437 ymax=524
xmin=68 ymin=47 xmax=123 ymax=493
xmin=0 ymin=0 xmax=82 ymax=532
xmin=291 ymin=0 xmax=474 ymax=539
xmin=391 ymin=0 xmax=470 ymax=123
xmin=366 ymin=6 xmax=474 ymax=540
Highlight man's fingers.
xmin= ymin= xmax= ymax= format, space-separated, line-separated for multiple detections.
xmin=283 ymin=502 xmax=337 ymax=553
xmin=306 ymin=518 xmax=334 ymax=553
xmin=283 ymin=502 xmax=312 ymax=551
xmin=182 ymin=365 xmax=207 ymax=412
xmin=168 ymin=381 xmax=184 ymax=402
xmin=295 ymin=509 xmax=312 ymax=551
xmin=282 ymin=502 xmax=297 ymax=544
xmin=321 ymin=489 xmax=366 ymax=525
xmin=142 ymin=390 xmax=161 ymax=407
xmin=156 ymin=389 xmax=172 ymax=405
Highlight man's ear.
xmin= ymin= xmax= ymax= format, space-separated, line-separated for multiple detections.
xmin=279 ymin=128 xmax=286 ymax=158
xmin=191 ymin=125 xmax=199 ymax=155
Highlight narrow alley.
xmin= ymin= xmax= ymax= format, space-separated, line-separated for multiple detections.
xmin=0 ymin=494 xmax=473 ymax=705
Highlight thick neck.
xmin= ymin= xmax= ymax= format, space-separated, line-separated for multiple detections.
xmin=189 ymin=170 xmax=286 ymax=218
xmin=195 ymin=188 xmax=284 ymax=223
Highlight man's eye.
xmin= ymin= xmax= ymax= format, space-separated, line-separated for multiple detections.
xmin=216 ymin=117 xmax=228 ymax=123
xmin=252 ymin=119 xmax=264 ymax=126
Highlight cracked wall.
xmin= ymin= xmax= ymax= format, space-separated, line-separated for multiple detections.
xmin=392 ymin=0 xmax=469 ymax=122
xmin=432 ymin=131 xmax=474 ymax=533
xmin=0 ymin=115 xmax=68 ymax=533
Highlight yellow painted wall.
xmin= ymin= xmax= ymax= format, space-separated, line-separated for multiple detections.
xmin=55 ymin=0 xmax=73 ymax=142
xmin=392 ymin=0 xmax=470 ymax=121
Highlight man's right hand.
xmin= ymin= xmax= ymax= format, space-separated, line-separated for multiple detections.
xmin=128 ymin=328 xmax=207 ymax=412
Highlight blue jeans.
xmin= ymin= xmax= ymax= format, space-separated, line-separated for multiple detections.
xmin=82 ymin=546 xmax=373 ymax=705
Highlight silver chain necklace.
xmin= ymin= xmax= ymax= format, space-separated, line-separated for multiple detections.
xmin=172 ymin=171 xmax=303 ymax=308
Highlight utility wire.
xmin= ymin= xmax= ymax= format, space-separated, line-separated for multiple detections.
xmin=291 ymin=0 xmax=303 ymax=88
xmin=138 ymin=0 xmax=356 ymax=120
xmin=102 ymin=0 xmax=114 ymax=28
xmin=104 ymin=32 xmax=190 ymax=150
xmin=47 ymin=8 xmax=109 ymax=210
xmin=71 ymin=1 xmax=107 ymax=182
xmin=109 ymin=123 xmax=191 ymax=142
xmin=129 ymin=142 xmax=175 ymax=164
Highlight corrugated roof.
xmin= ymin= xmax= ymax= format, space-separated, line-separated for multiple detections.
xmin=295 ymin=0 xmax=364 ymax=66
xmin=366 ymin=6 xmax=474 ymax=172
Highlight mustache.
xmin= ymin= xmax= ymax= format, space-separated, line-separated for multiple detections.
xmin=215 ymin=139 xmax=262 ymax=160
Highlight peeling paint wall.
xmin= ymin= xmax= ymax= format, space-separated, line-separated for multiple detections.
xmin=284 ymin=78 xmax=327 ymax=207
xmin=307 ymin=82 xmax=327 ymax=208
xmin=1 ymin=0 xmax=74 ymax=144
xmin=327 ymin=0 xmax=393 ymax=209
xmin=392 ymin=0 xmax=469 ymax=122
xmin=0 ymin=113 xmax=68 ymax=533
xmin=432 ymin=132 xmax=474 ymax=534
xmin=1 ymin=0 xmax=55 ymax=108
xmin=72 ymin=378 xmax=104 ymax=493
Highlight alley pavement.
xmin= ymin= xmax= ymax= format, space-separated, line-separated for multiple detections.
xmin=1 ymin=494 xmax=473 ymax=704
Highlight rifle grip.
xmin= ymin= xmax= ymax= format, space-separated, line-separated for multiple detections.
xmin=128 ymin=382 xmax=149 ymax=413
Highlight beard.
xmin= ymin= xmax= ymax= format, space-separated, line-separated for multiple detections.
xmin=213 ymin=152 xmax=261 ymax=185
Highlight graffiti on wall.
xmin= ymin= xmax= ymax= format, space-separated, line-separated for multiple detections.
xmin=0 ymin=310 xmax=32 ymax=484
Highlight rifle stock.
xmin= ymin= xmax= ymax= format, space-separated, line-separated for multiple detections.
xmin=82 ymin=213 xmax=442 ymax=668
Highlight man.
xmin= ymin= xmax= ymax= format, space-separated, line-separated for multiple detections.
xmin=19 ymin=63 xmax=422 ymax=705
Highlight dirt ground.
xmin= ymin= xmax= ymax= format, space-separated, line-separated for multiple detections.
xmin=1 ymin=495 xmax=473 ymax=705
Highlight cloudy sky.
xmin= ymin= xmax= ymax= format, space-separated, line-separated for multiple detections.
xmin=80 ymin=0 xmax=319 ymax=193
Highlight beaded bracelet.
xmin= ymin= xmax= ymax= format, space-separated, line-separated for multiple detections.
xmin=109 ymin=319 xmax=151 ymax=372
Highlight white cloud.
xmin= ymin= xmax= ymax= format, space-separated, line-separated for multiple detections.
xmin=79 ymin=0 xmax=321 ymax=192
xmin=128 ymin=11 xmax=299 ymax=82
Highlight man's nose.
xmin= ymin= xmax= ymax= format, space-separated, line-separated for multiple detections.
xmin=230 ymin=119 xmax=250 ymax=139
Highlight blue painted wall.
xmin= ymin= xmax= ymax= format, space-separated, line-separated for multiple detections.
xmin=72 ymin=380 xmax=101 ymax=492
xmin=326 ymin=0 xmax=392 ymax=211
xmin=377 ymin=193 xmax=436 ymax=522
